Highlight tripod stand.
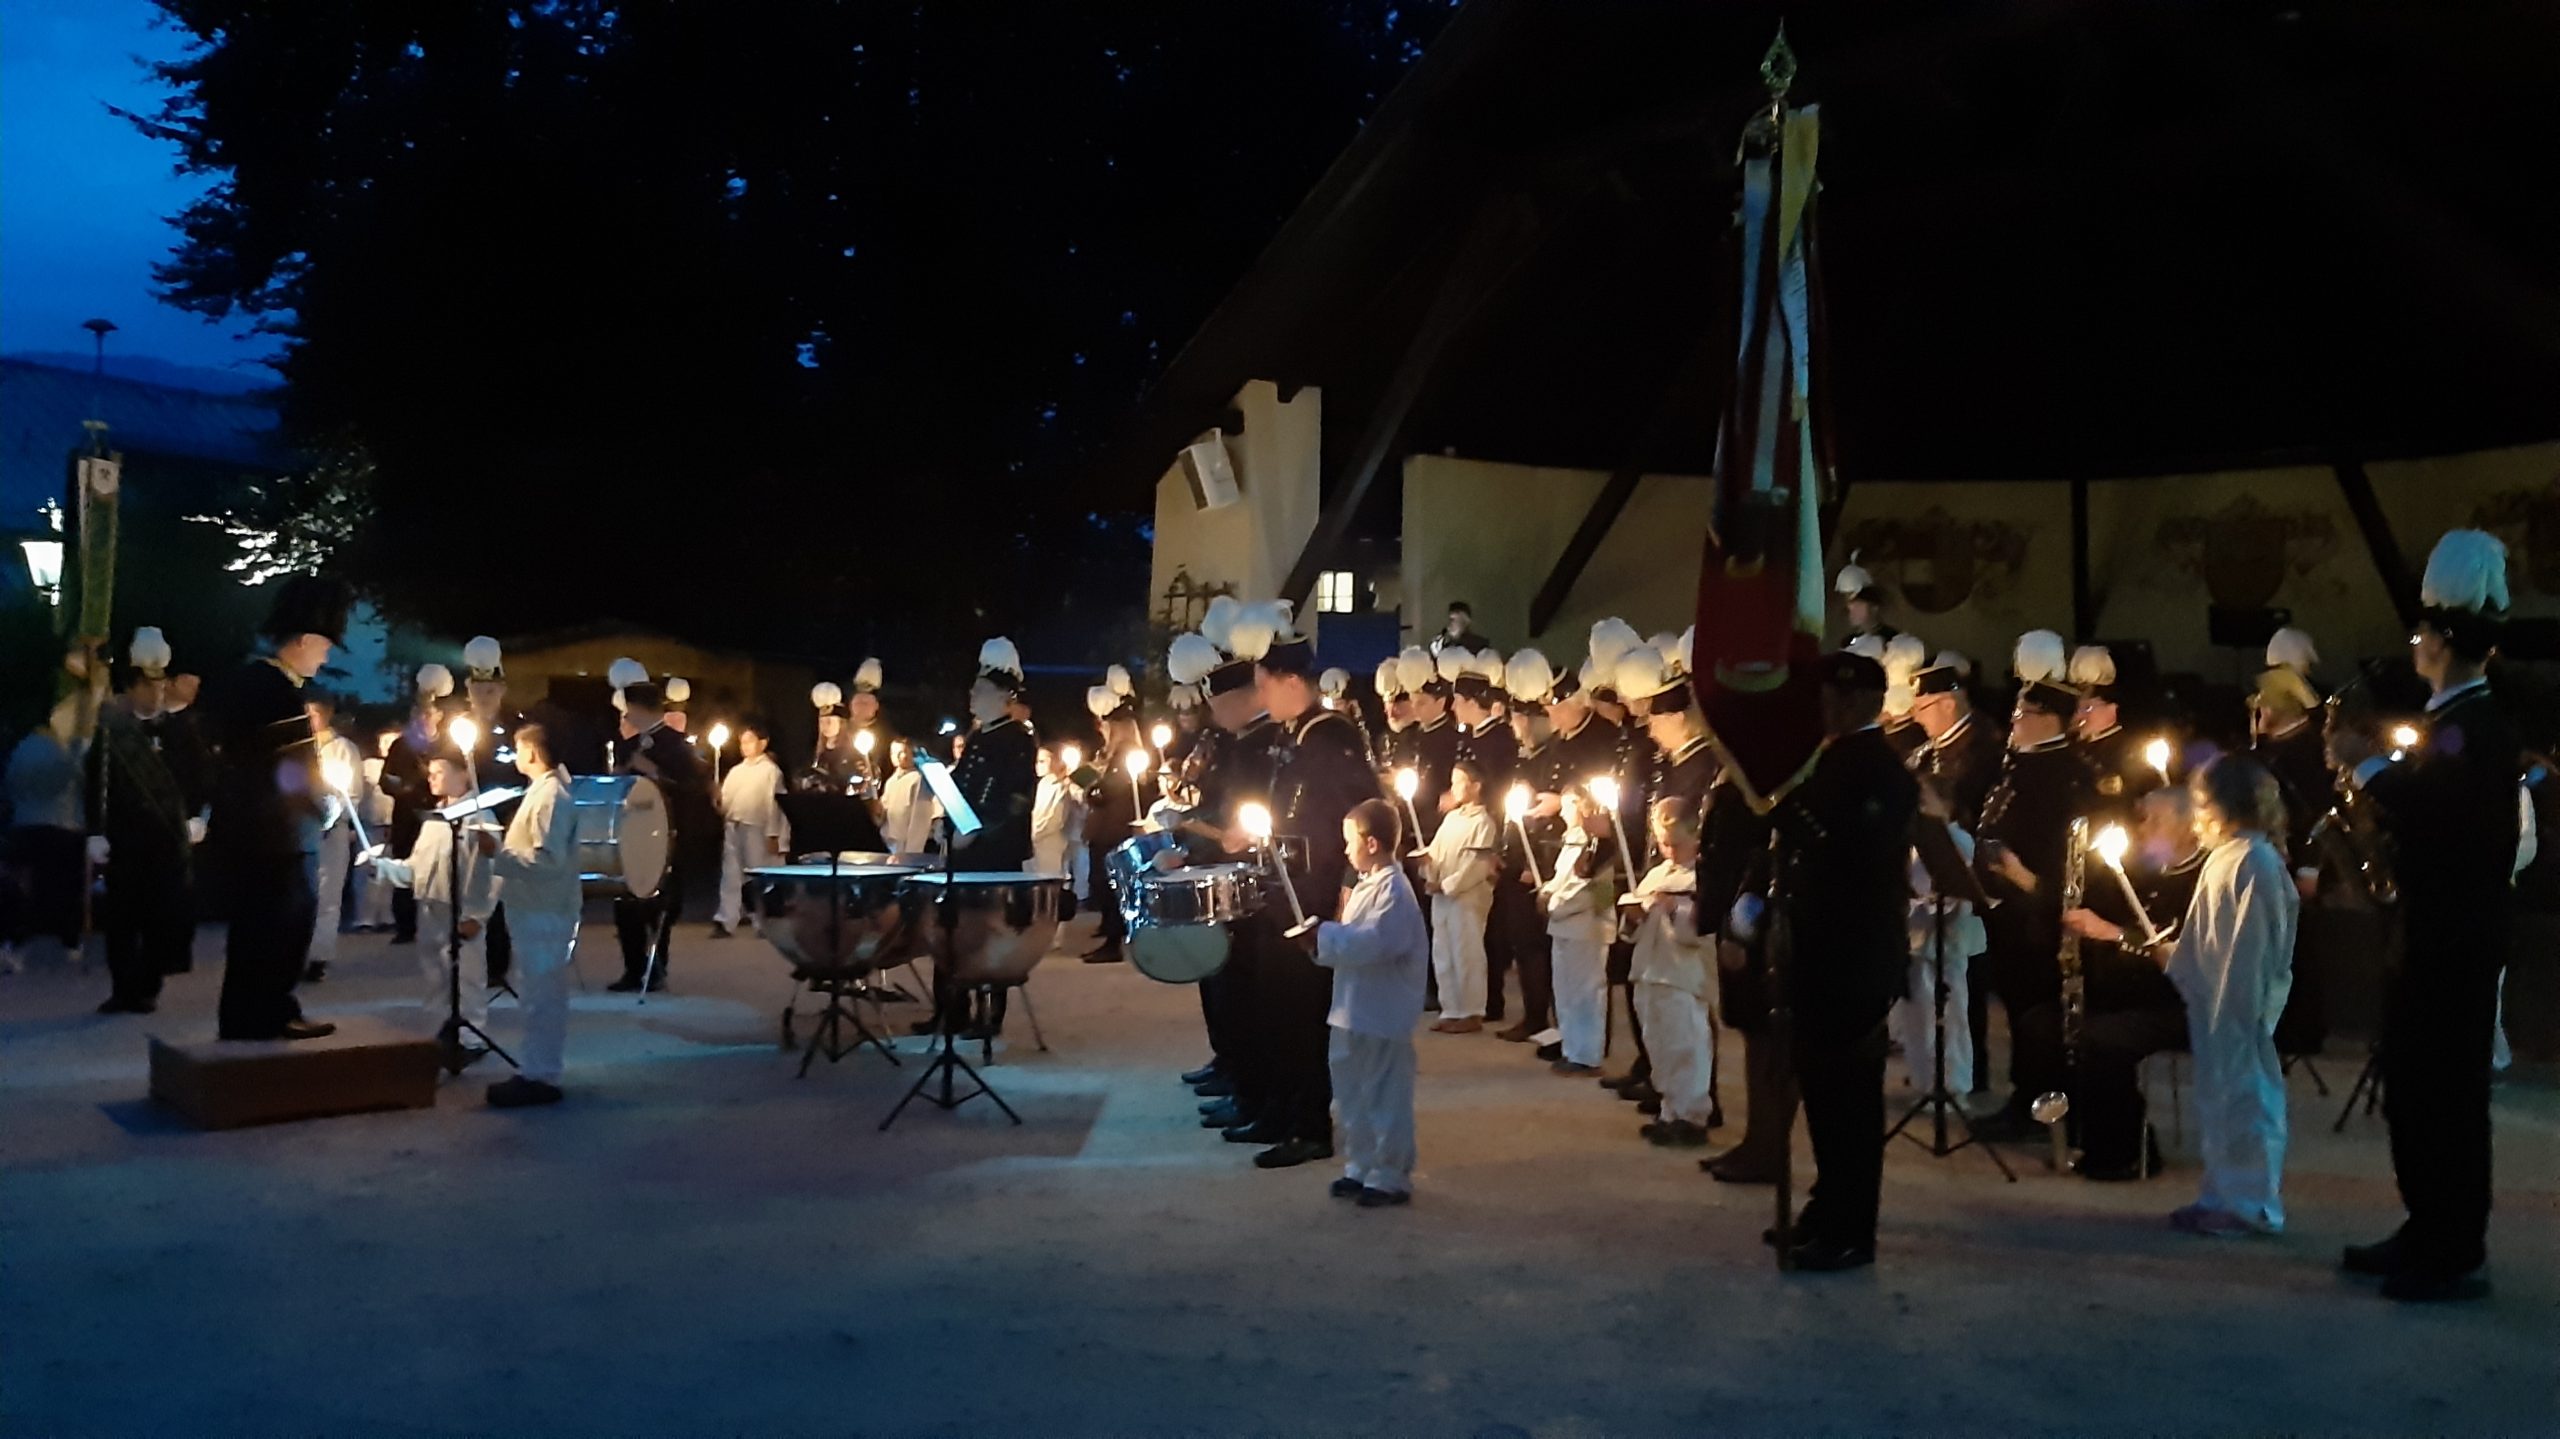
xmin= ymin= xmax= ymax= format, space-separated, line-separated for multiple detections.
xmin=1883 ymin=892 xmax=2015 ymax=1180
xmin=438 ymin=810 xmax=516 ymax=1078
xmin=2334 ymin=1042 xmax=2385 ymax=1131
xmin=879 ymin=820 xmax=1020 ymax=1130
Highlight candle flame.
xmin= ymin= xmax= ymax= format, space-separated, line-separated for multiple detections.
xmin=2094 ymin=823 xmax=2131 ymax=869
xmin=1239 ymin=801 xmax=1273 ymax=840
xmin=1150 ymin=722 xmax=1173 ymax=750
xmin=1059 ymin=744 xmax=1082 ymax=772
xmin=1394 ymin=767 xmax=1418 ymax=800
xmin=1587 ymin=774 xmax=1621 ymax=811
xmin=448 ymin=717 xmax=480 ymax=755
xmin=854 ymin=728 xmax=876 ymax=756
xmin=707 ymin=722 xmax=731 ymax=751
xmin=1505 ymin=784 xmax=1531 ymax=822
xmin=2144 ymin=736 xmax=2172 ymax=777
xmin=322 ymin=757 xmax=355 ymax=795
xmin=1124 ymin=748 xmax=1151 ymax=777
xmin=2390 ymin=724 xmax=2420 ymax=751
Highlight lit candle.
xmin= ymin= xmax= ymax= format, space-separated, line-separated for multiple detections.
xmin=449 ymin=716 xmax=481 ymax=794
xmin=1505 ymin=783 xmax=1543 ymax=886
xmin=1059 ymin=743 xmax=1082 ymax=773
xmin=1393 ymin=767 xmax=1426 ymax=856
xmin=1124 ymin=745 xmax=1151 ymax=813
xmin=707 ymin=721 xmax=731 ymax=785
xmin=1242 ymin=801 xmax=1312 ymax=932
xmin=321 ymin=755 xmax=371 ymax=851
xmin=1587 ymin=773 xmax=1638 ymax=886
xmin=2144 ymin=736 xmax=2172 ymax=786
xmin=2389 ymin=723 xmax=2419 ymax=760
xmin=2093 ymin=823 xmax=2162 ymax=946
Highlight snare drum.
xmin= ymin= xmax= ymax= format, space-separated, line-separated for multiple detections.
xmin=898 ymin=871 xmax=1073 ymax=986
xmin=748 ymin=863 xmax=920 ymax=977
xmin=1106 ymin=831 xmax=1186 ymax=917
xmin=572 ymin=773 xmax=671 ymax=899
xmin=1136 ymin=862 xmax=1264 ymax=927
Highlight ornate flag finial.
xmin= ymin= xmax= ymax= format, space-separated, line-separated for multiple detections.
xmin=1760 ymin=24 xmax=1799 ymax=103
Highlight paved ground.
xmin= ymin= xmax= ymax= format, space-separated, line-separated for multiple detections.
xmin=2 ymin=917 xmax=2553 ymax=1437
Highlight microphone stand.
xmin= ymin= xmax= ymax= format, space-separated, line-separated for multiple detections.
xmin=880 ymin=814 xmax=1020 ymax=1130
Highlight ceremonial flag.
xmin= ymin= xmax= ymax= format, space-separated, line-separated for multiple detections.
xmin=1693 ymin=49 xmax=1831 ymax=813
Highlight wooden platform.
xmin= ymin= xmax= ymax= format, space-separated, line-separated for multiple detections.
xmin=148 ymin=1016 xmax=442 ymax=1130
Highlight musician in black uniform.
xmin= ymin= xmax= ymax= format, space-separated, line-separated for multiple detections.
xmin=1080 ymin=671 xmax=1144 ymax=965
xmin=1167 ymin=627 xmax=1288 ymax=1137
xmin=2052 ymin=785 xmax=2207 ymax=1179
xmin=1373 ymin=658 xmax=1414 ymax=778
xmin=1253 ymin=604 xmax=1379 ymax=1169
xmin=1834 ymin=562 xmax=1899 ymax=645
xmin=1971 ymin=635 xmax=2096 ymax=1138
xmin=1492 ymin=650 xmax=1569 ymax=1046
xmin=2346 ymin=530 xmax=2522 ymax=1302
xmin=2251 ymin=665 xmax=2333 ymax=870
xmin=923 ymin=638 xmax=1041 ymax=1037
xmin=1403 ymin=648 xmax=1462 ymax=842
xmin=91 ymin=628 xmax=198 ymax=1015
xmin=378 ymin=665 xmax=451 ymax=945
xmin=608 ymin=679 xmax=705 ymax=992
xmin=800 ymin=682 xmax=860 ymax=794
xmin=2070 ymin=644 xmax=2154 ymax=828
xmin=208 ymin=577 xmax=349 ymax=1042
xmin=1768 ymin=651 xmax=1918 ymax=1270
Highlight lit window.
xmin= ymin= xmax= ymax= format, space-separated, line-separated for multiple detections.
xmin=1315 ymin=570 xmax=1356 ymax=614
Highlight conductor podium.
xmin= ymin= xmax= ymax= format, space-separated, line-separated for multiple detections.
xmin=149 ymin=1017 xmax=441 ymax=1129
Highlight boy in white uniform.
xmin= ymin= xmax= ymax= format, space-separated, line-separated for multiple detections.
xmin=1895 ymin=782 xmax=1983 ymax=1093
xmin=1631 ymin=797 xmax=1716 ymax=1146
xmin=1540 ymin=790 xmax=1615 ymax=1075
xmin=362 ymin=752 xmax=496 ymax=1046
xmin=1421 ymin=759 xmax=1500 ymax=1032
xmin=487 ymin=724 xmax=584 ymax=1108
xmin=712 ymin=717 xmax=790 ymax=938
xmin=878 ymin=738 xmax=941 ymax=858
xmin=1307 ymin=798 xmax=1430 ymax=1207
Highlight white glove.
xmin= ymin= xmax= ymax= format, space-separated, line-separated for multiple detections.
xmin=1725 ymin=892 xmax=1765 ymax=945
xmin=186 ymin=815 xmax=208 ymax=845
xmin=355 ymin=843 xmax=387 ymax=868
xmin=86 ymin=835 xmax=110 ymax=865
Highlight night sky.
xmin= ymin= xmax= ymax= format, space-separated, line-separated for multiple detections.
xmin=0 ymin=0 xmax=272 ymax=373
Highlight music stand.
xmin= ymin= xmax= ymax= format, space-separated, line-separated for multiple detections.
xmin=774 ymin=793 xmax=902 ymax=1073
xmin=430 ymin=787 xmax=525 ymax=1078
xmin=1883 ymin=816 xmax=2017 ymax=1181
xmin=880 ymin=752 xmax=1021 ymax=1130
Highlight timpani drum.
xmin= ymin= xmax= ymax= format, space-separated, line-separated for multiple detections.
xmin=572 ymin=773 xmax=671 ymax=899
xmin=748 ymin=863 xmax=922 ymax=977
xmin=898 ymin=871 xmax=1072 ymax=987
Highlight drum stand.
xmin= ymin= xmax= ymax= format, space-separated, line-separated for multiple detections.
xmin=1882 ymin=896 xmax=2014 ymax=1180
xmin=794 ymin=853 xmax=901 ymax=1076
xmin=880 ymin=828 xmax=1021 ymax=1131
xmin=2334 ymin=1041 xmax=2385 ymax=1131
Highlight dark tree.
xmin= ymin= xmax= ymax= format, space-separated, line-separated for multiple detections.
xmin=131 ymin=1 xmax=1452 ymax=665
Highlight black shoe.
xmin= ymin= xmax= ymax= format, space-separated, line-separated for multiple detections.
xmin=1641 ymin=1119 xmax=1711 ymax=1148
xmin=2381 ymin=1267 xmax=2490 ymax=1303
xmin=1496 ymin=1023 xmax=1537 ymax=1043
xmin=1786 ymin=1239 xmax=1875 ymax=1272
xmin=1223 ymin=1120 xmax=1288 ymax=1146
xmin=1536 ymin=1042 xmax=1565 ymax=1062
xmin=1200 ymin=1103 xmax=1246 ymax=1128
xmin=1083 ymin=943 xmax=1124 ymax=965
xmin=1635 ymin=1097 xmax=1662 ymax=1117
xmin=1330 ymin=1177 xmax=1366 ymax=1200
xmin=389 ymin=932 xmax=416 ymax=945
xmin=278 ymin=1018 xmax=337 ymax=1041
xmin=1192 ymin=1075 xmax=1235 ymax=1098
xmin=1619 ymin=1082 xmax=1662 ymax=1106
xmin=302 ymin=961 xmax=329 ymax=983
xmin=96 ymin=995 xmax=156 ymax=1015
xmin=2340 ymin=1232 xmax=2407 ymax=1277
xmin=1253 ymin=1137 xmax=1333 ymax=1169
xmin=1706 ymin=1103 xmax=1724 ymax=1129
xmin=486 ymin=1076 xmax=565 ymax=1109
xmin=1181 ymin=1062 xmax=1222 ymax=1085
xmin=1356 ymin=1186 xmax=1412 ymax=1208
xmin=708 ymin=923 xmax=733 ymax=939
xmin=1761 ymin=1222 xmax=1804 ymax=1249
xmin=1551 ymin=1060 xmax=1601 ymax=1076
xmin=1703 ymin=1156 xmax=1781 ymax=1185
xmin=609 ymin=976 xmax=646 ymax=994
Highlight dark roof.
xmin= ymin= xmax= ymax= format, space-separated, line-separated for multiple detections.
xmin=0 ymin=359 xmax=285 ymax=519
xmin=1114 ymin=0 xmax=2560 ymax=495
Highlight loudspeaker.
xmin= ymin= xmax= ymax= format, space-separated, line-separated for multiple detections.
xmin=1180 ymin=430 xmax=1240 ymax=511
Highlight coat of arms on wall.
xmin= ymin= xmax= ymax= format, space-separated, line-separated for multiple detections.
xmin=2154 ymin=494 xmax=2338 ymax=610
xmin=2469 ymin=474 xmax=2560 ymax=596
xmin=1836 ymin=507 xmax=2028 ymax=615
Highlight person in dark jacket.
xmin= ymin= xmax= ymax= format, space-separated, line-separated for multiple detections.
xmin=91 ymin=628 xmax=198 ymax=1014
xmin=2346 ymin=530 xmax=2524 ymax=1303
xmin=208 ymin=577 xmax=349 ymax=1042
xmin=1766 ymin=651 xmax=1919 ymax=1270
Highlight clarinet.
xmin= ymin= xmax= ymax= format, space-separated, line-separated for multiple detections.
xmin=2059 ymin=817 xmax=2090 ymax=1067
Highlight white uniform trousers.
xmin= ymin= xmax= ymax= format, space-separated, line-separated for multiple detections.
xmin=714 ymin=821 xmax=771 ymax=930
xmin=1030 ymin=836 xmax=1070 ymax=879
xmin=310 ymin=823 xmax=354 ymax=963
xmin=1329 ymin=1026 xmax=1417 ymax=1195
xmin=1636 ymin=980 xmax=1717 ymax=1126
xmin=506 ymin=909 xmax=579 ymax=1085
xmin=1550 ymin=936 xmax=1608 ymax=1066
xmin=355 ymin=859 xmax=395 ymax=930
xmin=417 ymin=900 xmax=491 ymax=1033
xmin=1429 ymin=890 xmax=1492 ymax=1020
xmin=1892 ymin=943 xmax=1974 ymax=1094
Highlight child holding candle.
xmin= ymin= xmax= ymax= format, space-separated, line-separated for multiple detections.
xmin=1305 ymin=798 xmax=1430 ymax=1207
xmin=1631 ymin=798 xmax=1716 ymax=1146
xmin=1539 ymin=791 xmax=1615 ymax=1075
xmin=1420 ymin=760 xmax=1499 ymax=1032
xmin=361 ymin=751 xmax=497 ymax=1047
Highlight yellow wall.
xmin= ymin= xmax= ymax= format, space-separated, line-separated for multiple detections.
xmin=1398 ymin=442 xmax=2560 ymax=676
xmin=1147 ymin=379 xmax=1322 ymax=628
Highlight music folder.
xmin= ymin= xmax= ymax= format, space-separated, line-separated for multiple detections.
xmin=433 ymin=785 xmax=524 ymax=824
xmin=1912 ymin=815 xmax=1990 ymax=909
xmin=910 ymin=750 xmax=983 ymax=836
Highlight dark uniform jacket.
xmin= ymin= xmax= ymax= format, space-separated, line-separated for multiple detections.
xmin=2253 ymin=719 xmax=2334 ymax=865
xmin=1458 ymin=720 xmax=1518 ymax=792
xmin=1909 ymin=713 xmax=2004 ymax=830
xmin=2364 ymin=683 xmax=2521 ymax=964
xmin=947 ymin=716 xmax=1037 ymax=873
xmin=1274 ymin=707 xmax=1378 ymax=914
xmin=1976 ymin=736 xmax=2094 ymax=944
xmin=1652 ymin=734 xmax=1716 ymax=865
xmin=1773 ymin=728 xmax=1921 ymax=1031
xmin=90 ymin=702 xmax=194 ymax=876
xmin=2082 ymin=846 xmax=2201 ymax=1013
xmin=2077 ymin=725 xmax=2154 ymax=828
xmin=203 ymin=659 xmax=322 ymax=867
xmin=1699 ymin=777 xmax=1778 ymax=1030
xmin=1409 ymin=715 xmax=1462 ymax=845
xmin=1185 ymin=716 xmax=1282 ymax=866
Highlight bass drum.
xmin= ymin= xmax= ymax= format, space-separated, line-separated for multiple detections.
xmin=572 ymin=773 xmax=671 ymax=899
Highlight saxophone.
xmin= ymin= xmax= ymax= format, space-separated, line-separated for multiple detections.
xmin=2307 ymin=784 xmax=2399 ymax=907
